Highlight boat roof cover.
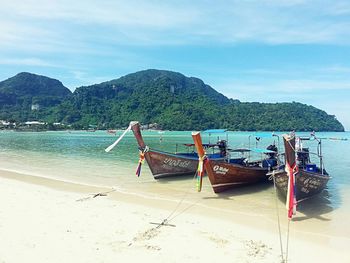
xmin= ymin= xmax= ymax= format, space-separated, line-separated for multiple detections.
xmin=202 ymin=129 xmax=227 ymax=134
xmin=231 ymin=148 xmax=251 ymax=152
xmin=184 ymin=143 xmax=222 ymax=148
xmin=251 ymin=148 xmax=276 ymax=154
xmin=231 ymin=147 xmax=276 ymax=153
xmin=251 ymin=133 xmax=278 ymax=138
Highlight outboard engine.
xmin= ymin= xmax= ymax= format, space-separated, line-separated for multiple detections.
xmin=297 ymin=148 xmax=310 ymax=167
xmin=263 ymin=144 xmax=278 ymax=169
xmin=217 ymin=140 xmax=228 ymax=157
xmin=266 ymin=144 xmax=278 ymax=159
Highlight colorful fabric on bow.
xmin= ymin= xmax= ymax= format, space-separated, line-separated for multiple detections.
xmin=196 ymin=156 xmax=207 ymax=192
xmin=136 ymin=150 xmax=145 ymax=177
xmin=285 ymin=162 xmax=298 ymax=219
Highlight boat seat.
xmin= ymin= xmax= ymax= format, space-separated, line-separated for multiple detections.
xmin=262 ymin=159 xmax=277 ymax=168
xmin=229 ymin=158 xmax=246 ymax=165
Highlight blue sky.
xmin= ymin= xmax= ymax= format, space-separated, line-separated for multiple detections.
xmin=1 ymin=0 xmax=349 ymax=130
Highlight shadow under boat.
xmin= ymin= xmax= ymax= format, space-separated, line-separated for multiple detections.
xmin=155 ymin=173 xmax=197 ymax=184
xmin=203 ymin=181 xmax=272 ymax=200
xmin=288 ymin=189 xmax=334 ymax=221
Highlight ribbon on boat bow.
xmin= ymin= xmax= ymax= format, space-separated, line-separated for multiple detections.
xmin=105 ymin=124 xmax=132 ymax=152
xmin=196 ymin=155 xmax=207 ymax=192
xmin=136 ymin=146 xmax=148 ymax=177
xmin=285 ymin=162 xmax=298 ymax=219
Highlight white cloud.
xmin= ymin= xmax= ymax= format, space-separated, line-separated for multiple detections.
xmin=215 ymin=78 xmax=350 ymax=103
xmin=328 ymin=0 xmax=350 ymax=15
xmin=272 ymin=79 xmax=350 ymax=92
xmin=320 ymin=65 xmax=350 ymax=74
xmin=0 ymin=57 xmax=58 ymax=67
xmin=0 ymin=1 xmax=199 ymax=28
xmin=69 ymin=70 xmax=111 ymax=87
xmin=1 ymin=0 xmax=350 ymax=48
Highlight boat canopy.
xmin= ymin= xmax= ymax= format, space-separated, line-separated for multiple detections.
xmin=184 ymin=143 xmax=224 ymax=148
xmin=250 ymin=132 xmax=278 ymax=138
xmin=299 ymin=136 xmax=312 ymax=141
xmin=230 ymin=147 xmax=276 ymax=154
xmin=251 ymin=147 xmax=276 ymax=154
xmin=230 ymin=148 xmax=250 ymax=153
xmin=202 ymin=129 xmax=227 ymax=134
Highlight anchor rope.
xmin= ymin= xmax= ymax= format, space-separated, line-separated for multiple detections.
xmin=274 ymin=134 xmax=296 ymax=263
xmin=164 ymin=172 xmax=201 ymax=224
xmin=163 ymin=153 xmax=208 ymax=224
xmin=127 ymin=169 xmax=201 ymax=247
xmin=286 ymin=219 xmax=291 ymax=263
xmin=270 ymin=171 xmax=285 ymax=262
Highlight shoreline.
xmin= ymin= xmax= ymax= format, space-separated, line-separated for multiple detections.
xmin=1 ymin=129 xmax=348 ymax=134
xmin=1 ymin=169 xmax=349 ymax=262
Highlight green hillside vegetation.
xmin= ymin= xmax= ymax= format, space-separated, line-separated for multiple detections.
xmin=0 ymin=69 xmax=345 ymax=131
xmin=0 ymin=72 xmax=72 ymax=122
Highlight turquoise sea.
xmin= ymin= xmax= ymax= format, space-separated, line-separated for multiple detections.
xmin=1 ymin=129 xmax=350 ymax=244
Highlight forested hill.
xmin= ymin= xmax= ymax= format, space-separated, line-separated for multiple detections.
xmin=0 ymin=69 xmax=345 ymax=131
xmin=0 ymin=72 xmax=71 ymax=98
xmin=0 ymin=72 xmax=72 ymax=121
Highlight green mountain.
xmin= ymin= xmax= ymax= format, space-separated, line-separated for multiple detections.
xmin=0 ymin=69 xmax=345 ymax=131
xmin=0 ymin=72 xmax=72 ymax=121
xmin=0 ymin=72 xmax=71 ymax=98
xmin=222 ymin=102 xmax=343 ymax=131
xmin=59 ymin=69 xmax=231 ymax=129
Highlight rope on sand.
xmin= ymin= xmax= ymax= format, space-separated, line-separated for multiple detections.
xmin=76 ymin=189 xmax=116 ymax=202
xmin=270 ymin=171 xmax=292 ymax=263
xmin=285 ymin=220 xmax=291 ymax=263
xmin=128 ymin=174 xmax=200 ymax=247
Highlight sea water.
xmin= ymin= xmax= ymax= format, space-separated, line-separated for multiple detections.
xmin=1 ymin=129 xmax=350 ymax=244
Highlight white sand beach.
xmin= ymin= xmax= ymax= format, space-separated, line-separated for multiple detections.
xmin=0 ymin=170 xmax=349 ymax=263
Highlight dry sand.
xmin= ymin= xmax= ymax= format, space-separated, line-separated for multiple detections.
xmin=0 ymin=170 xmax=348 ymax=263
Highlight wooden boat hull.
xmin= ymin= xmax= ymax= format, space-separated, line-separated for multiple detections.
xmin=206 ymin=160 xmax=270 ymax=193
xmin=191 ymin=131 xmax=274 ymax=193
xmin=272 ymin=169 xmax=330 ymax=201
xmin=273 ymin=133 xmax=331 ymax=201
xmin=131 ymin=121 xmax=224 ymax=179
xmin=144 ymin=150 xmax=199 ymax=179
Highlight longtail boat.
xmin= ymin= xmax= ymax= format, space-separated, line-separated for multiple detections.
xmin=192 ymin=132 xmax=279 ymax=193
xmin=130 ymin=122 xmax=227 ymax=179
xmin=270 ymin=134 xmax=330 ymax=201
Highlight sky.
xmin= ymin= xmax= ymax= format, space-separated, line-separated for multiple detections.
xmin=0 ymin=0 xmax=349 ymax=130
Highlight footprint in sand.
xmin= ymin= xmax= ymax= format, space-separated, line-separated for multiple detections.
xmin=245 ymin=240 xmax=271 ymax=259
xmin=140 ymin=228 xmax=160 ymax=241
xmin=109 ymin=240 xmax=128 ymax=252
xmin=145 ymin=244 xmax=161 ymax=251
xmin=129 ymin=227 xmax=161 ymax=246
xmin=209 ymin=235 xmax=229 ymax=247
xmin=200 ymin=231 xmax=229 ymax=247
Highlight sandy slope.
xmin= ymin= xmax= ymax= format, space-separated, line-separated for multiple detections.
xmin=0 ymin=170 xmax=348 ymax=263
